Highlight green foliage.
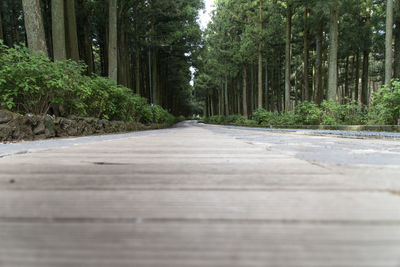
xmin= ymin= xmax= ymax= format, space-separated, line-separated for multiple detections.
xmin=225 ymin=114 xmax=246 ymax=124
xmin=368 ymin=81 xmax=400 ymax=125
xmin=176 ymin=115 xmax=186 ymax=122
xmin=0 ymin=42 xmax=85 ymax=114
xmin=320 ymin=100 xmax=365 ymax=125
xmin=294 ymin=102 xmax=322 ymax=125
xmin=252 ymin=108 xmax=296 ymax=126
xmin=206 ymin=115 xmax=225 ymax=124
xmin=0 ymin=42 xmax=176 ymax=125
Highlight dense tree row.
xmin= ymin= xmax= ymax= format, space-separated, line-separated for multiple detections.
xmin=0 ymin=0 xmax=203 ymax=116
xmin=195 ymin=0 xmax=400 ymax=118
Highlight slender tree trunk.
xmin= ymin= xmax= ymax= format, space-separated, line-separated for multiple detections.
xmin=265 ymin=58 xmax=269 ymax=110
xmin=277 ymin=49 xmax=282 ymax=112
xmin=77 ymin=0 xmax=94 ymax=74
xmin=362 ymin=1 xmax=371 ymax=107
xmin=135 ymin=10 xmax=140 ymax=95
xmin=117 ymin=7 xmax=129 ymax=87
xmin=108 ymin=0 xmax=118 ymax=81
xmin=355 ymin=51 xmax=360 ymax=101
xmin=152 ymin=47 xmax=158 ymax=104
xmin=10 ymin=1 xmax=19 ymax=44
xmin=51 ymin=0 xmax=66 ymax=61
xmin=0 ymin=6 xmax=3 ymax=41
xmin=327 ymin=0 xmax=339 ymax=101
xmin=65 ymin=0 xmax=79 ymax=61
xmin=22 ymin=0 xmax=48 ymax=56
xmin=284 ymin=3 xmax=292 ymax=110
xmin=344 ymin=56 xmax=350 ymax=102
xmin=394 ymin=0 xmax=400 ymax=78
xmin=315 ymin=17 xmax=323 ymax=105
xmin=258 ymin=0 xmax=263 ymax=109
xmin=224 ymin=70 xmax=229 ymax=115
xmin=385 ymin=0 xmax=394 ymax=85
xmin=361 ymin=50 xmax=370 ymax=106
xmin=242 ymin=65 xmax=248 ymax=119
xmin=303 ymin=6 xmax=310 ymax=101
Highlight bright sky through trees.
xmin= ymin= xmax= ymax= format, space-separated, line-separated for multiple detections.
xmin=191 ymin=0 xmax=215 ymax=85
xmin=198 ymin=0 xmax=215 ymax=30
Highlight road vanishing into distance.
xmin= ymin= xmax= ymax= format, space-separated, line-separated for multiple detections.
xmin=1 ymin=121 xmax=400 ymax=267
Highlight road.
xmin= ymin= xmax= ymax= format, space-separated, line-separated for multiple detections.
xmin=1 ymin=121 xmax=400 ymax=267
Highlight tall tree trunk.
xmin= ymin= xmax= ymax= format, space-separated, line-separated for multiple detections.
xmin=277 ymin=49 xmax=282 ymax=112
xmin=135 ymin=9 xmax=140 ymax=95
xmin=327 ymin=0 xmax=338 ymax=101
xmin=117 ymin=6 xmax=129 ymax=87
xmin=344 ymin=56 xmax=350 ymax=101
xmin=51 ymin=0 xmax=66 ymax=61
xmin=10 ymin=1 xmax=19 ymax=44
xmin=385 ymin=0 xmax=394 ymax=85
xmin=257 ymin=0 xmax=263 ymax=109
xmin=77 ymin=0 xmax=94 ymax=74
xmin=22 ymin=0 xmax=48 ymax=56
xmin=108 ymin=0 xmax=118 ymax=81
xmin=65 ymin=0 xmax=79 ymax=61
xmin=303 ymin=6 xmax=310 ymax=101
xmin=265 ymin=58 xmax=269 ymax=110
xmin=224 ymin=70 xmax=229 ymax=115
xmin=315 ymin=17 xmax=323 ymax=105
xmin=394 ymin=0 xmax=400 ymax=78
xmin=284 ymin=3 xmax=292 ymax=110
xmin=152 ymin=47 xmax=158 ymax=104
xmin=242 ymin=65 xmax=248 ymax=119
xmin=0 ymin=6 xmax=3 ymax=41
xmin=362 ymin=1 xmax=371 ymax=107
xmin=355 ymin=51 xmax=360 ymax=101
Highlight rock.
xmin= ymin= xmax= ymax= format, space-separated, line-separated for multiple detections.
xmin=0 ymin=110 xmax=17 ymax=124
xmin=44 ymin=115 xmax=55 ymax=138
xmin=12 ymin=124 xmax=33 ymax=141
xmin=0 ymin=124 xmax=13 ymax=141
xmin=33 ymin=120 xmax=45 ymax=135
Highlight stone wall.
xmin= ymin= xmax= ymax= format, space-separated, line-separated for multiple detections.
xmin=0 ymin=110 xmax=165 ymax=142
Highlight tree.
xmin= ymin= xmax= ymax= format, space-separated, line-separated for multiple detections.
xmin=284 ymin=2 xmax=292 ymax=110
xmin=257 ymin=0 xmax=263 ymax=109
xmin=327 ymin=0 xmax=338 ymax=101
xmin=0 ymin=4 xmax=3 ymax=41
xmin=108 ymin=0 xmax=118 ymax=81
xmin=51 ymin=0 xmax=66 ymax=61
xmin=385 ymin=0 xmax=394 ymax=85
xmin=65 ymin=0 xmax=79 ymax=61
xmin=22 ymin=0 xmax=48 ymax=56
xmin=361 ymin=0 xmax=372 ymax=107
xmin=394 ymin=0 xmax=400 ymax=78
xmin=77 ymin=0 xmax=94 ymax=74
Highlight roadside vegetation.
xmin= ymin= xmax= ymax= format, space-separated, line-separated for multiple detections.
xmin=0 ymin=42 xmax=176 ymax=125
xmin=195 ymin=0 xmax=400 ymax=127
xmin=205 ymin=81 xmax=400 ymax=126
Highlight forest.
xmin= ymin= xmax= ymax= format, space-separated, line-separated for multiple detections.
xmin=0 ymin=0 xmax=203 ymax=121
xmin=195 ymin=0 xmax=400 ymax=126
xmin=1 ymin=0 xmax=400 ymax=126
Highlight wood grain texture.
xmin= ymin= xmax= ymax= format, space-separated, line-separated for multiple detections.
xmin=1 ymin=122 xmax=400 ymax=266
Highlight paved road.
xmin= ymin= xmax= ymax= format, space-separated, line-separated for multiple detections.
xmin=1 ymin=121 xmax=400 ymax=267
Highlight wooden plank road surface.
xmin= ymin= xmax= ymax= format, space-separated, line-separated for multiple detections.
xmin=1 ymin=121 xmax=400 ymax=266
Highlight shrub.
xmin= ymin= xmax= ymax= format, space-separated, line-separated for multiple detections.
xmin=225 ymin=114 xmax=246 ymax=124
xmin=368 ymin=81 xmax=400 ymax=125
xmin=294 ymin=101 xmax=322 ymax=125
xmin=321 ymin=100 xmax=365 ymax=125
xmin=0 ymin=42 xmax=86 ymax=115
xmin=253 ymin=108 xmax=296 ymax=126
xmin=176 ymin=115 xmax=186 ymax=122
xmin=0 ymin=42 xmax=176 ymax=125
xmin=207 ymin=115 xmax=224 ymax=124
